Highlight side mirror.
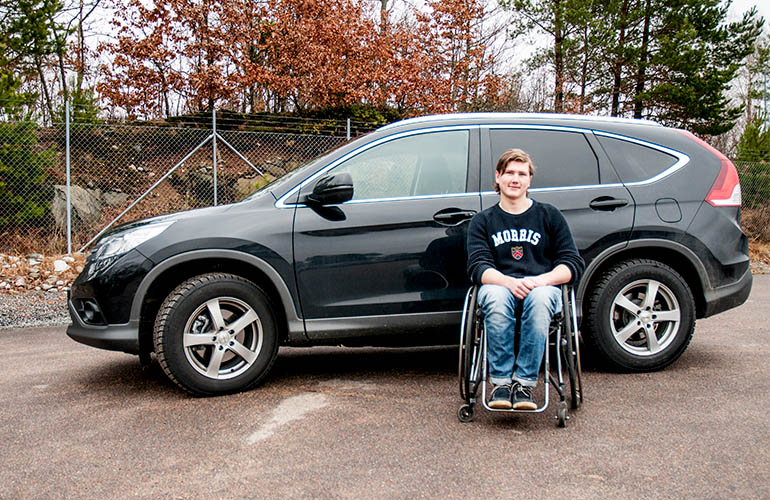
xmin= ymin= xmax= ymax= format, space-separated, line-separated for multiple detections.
xmin=303 ymin=172 xmax=354 ymax=206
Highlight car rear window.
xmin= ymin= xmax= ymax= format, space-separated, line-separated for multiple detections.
xmin=597 ymin=135 xmax=678 ymax=183
xmin=488 ymin=129 xmax=600 ymax=189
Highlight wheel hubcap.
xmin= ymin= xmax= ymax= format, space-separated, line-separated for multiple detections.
xmin=609 ymin=279 xmax=680 ymax=356
xmin=182 ymin=297 xmax=263 ymax=380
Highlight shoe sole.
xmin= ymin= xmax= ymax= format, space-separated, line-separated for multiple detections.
xmin=488 ymin=400 xmax=513 ymax=409
xmin=512 ymin=401 xmax=537 ymax=410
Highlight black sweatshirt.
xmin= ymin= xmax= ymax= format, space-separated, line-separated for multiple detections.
xmin=466 ymin=200 xmax=584 ymax=286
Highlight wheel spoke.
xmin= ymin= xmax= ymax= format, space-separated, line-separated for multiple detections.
xmin=614 ymin=295 xmax=641 ymax=315
xmin=206 ymin=299 xmax=226 ymax=331
xmin=654 ymin=309 xmax=680 ymax=323
xmin=642 ymin=281 xmax=660 ymax=310
xmin=206 ymin=347 xmax=226 ymax=378
xmin=227 ymin=309 xmax=258 ymax=335
xmin=184 ymin=333 xmax=215 ymax=347
xmin=230 ymin=341 xmax=258 ymax=365
xmin=614 ymin=320 xmax=643 ymax=344
xmin=646 ymin=328 xmax=662 ymax=353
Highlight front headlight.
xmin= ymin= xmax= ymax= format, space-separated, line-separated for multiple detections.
xmin=86 ymin=221 xmax=174 ymax=279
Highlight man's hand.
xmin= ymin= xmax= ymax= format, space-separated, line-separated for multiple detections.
xmin=481 ymin=264 xmax=571 ymax=299
xmin=505 ymin=276 xmax=533 ymax=299
xmin=506 ymin=275 xmax=550 ymax=299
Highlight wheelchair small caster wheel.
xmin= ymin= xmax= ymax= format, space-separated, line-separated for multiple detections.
xmin=458 ymin=404 xmax=475 ymax=423
xmin=557 ymin=403 xmax=568 ymax=428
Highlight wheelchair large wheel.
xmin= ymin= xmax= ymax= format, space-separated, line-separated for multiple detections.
xmin=562 ymin=287 xmax=583 ymax=410
xmin=458 ymin=286 xmax=483 ymax=402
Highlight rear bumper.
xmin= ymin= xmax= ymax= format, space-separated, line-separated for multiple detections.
xmin=66 ymin=298 xmax=139 ymax=354
xmin=701 ymin=267 xmax=753 ymax=318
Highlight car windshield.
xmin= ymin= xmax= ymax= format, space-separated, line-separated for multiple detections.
xmin=242 ymin=135 xmax=363 ymax=201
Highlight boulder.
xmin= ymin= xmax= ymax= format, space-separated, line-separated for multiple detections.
xmin=102 ymin=191 xmax=130 ymax=207
xmin=52 ymin=185 xmax=103 ymax=230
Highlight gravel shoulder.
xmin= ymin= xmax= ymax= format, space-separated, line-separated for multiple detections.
xmin=0 ymin=291 xmax=69 ymax=329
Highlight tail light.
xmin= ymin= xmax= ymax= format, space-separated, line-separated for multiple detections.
xmin=678 ymin=129 xmax=741 ymax=207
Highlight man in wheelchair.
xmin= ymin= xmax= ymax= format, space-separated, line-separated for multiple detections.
xmin=466 ymin=149 xmax=584 ymax=410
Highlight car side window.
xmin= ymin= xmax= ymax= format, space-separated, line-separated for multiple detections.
xmin=487 ymin=129 xmax=600 ymax=190
xmin=597 ymin=135 xmax=678 ymax=183
xmin=328 ymin=130 xmax=469 ymax=200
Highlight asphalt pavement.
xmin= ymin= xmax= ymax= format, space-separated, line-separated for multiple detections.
xmin=1 ymin=275 xmax=768 ymax=499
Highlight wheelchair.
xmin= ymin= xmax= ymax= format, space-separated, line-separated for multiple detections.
xmin=457 ymin=284 xmax=583 ymax=427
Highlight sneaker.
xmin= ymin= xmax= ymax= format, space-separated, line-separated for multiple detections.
xmin=488 ymin=384 xmax=513 ymax=409
xmin=512 ymin=383 xmax=537 ymax=410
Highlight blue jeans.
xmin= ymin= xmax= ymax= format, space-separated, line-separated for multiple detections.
xmin=477 ymin=284 xmax=562 ymax=387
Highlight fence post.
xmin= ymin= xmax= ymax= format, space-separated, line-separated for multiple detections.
xmin=65 ymin=99 xmax=72 ymax=255
xmin=347 ymin=118 xmax=351 ymax=140
xmin=213 ymin=107 xmax=218 ymax=206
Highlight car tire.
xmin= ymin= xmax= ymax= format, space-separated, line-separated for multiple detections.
xmin=584 ymin=259 xmax=695 ymax=372
xmin=153 ymin=273 xmax=279 ymax=396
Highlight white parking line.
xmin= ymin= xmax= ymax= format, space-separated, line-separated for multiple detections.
xmin=247 ymin=392 xmax=328 ymax=444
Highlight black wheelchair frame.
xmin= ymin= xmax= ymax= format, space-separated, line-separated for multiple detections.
xmin=457 ymin=284 xmax=583 ymax=427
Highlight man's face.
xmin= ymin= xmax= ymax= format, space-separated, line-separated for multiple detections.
xmin=495 ymin=160 xmax=532 ymax=201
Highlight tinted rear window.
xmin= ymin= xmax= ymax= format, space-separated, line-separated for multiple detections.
xmin=597 ymin=135 xmax=678 ymax=183
xmin=489 ymin=129 xmax=599 ymax=190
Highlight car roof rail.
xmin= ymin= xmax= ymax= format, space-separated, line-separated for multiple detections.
xmin=378 ymin=112 xmax=663 ymax=132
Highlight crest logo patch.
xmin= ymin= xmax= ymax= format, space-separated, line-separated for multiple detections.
xmin=511 ymin=246 xmax=524 ymax=260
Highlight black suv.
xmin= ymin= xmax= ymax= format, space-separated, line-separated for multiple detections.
xmin=67 ymin=113 xmax=752 ymax=395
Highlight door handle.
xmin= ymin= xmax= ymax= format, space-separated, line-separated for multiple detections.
xmin=589 ymin=197 xmax=628 ymax=211
xmin=433 ymin=209 xmax=476 ymax=226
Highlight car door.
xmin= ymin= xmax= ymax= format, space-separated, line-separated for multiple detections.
xmin=481 ymin=126 xmax=635 ymax=264
xmin=291 ymin=127 xmax=481 ymax=337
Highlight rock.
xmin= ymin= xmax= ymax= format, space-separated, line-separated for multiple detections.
xmin=53 ymin=260 xmax=70 ymax=273
xmin=102 ymin=191 xmax=130 ymax=207
xmin=62 ymin=256 xmax=76 ymax=263
xmin=234 ymin=177 xmax=260 ymax=200
xmin=41 ymin=284 xmax=53 ymax=291
xmin=14 ymin=277 xmax=26 ymax=287
xmin=76 ymin=266 xmax=84 ymax=273
xmin=55 ymin=280 xmax=64 ymax=286
xmin=0 ymin=282 xmax=7 ymax=288
xmin=51 ymin=184 xmax=103 ymax=230
xmin=27 ymin=253 xmax=43 ymax=259
xmin=28 ymin=259 xmax=41 ymax=267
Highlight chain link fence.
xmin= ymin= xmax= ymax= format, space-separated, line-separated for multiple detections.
xmin=1 ymin=112 xmax=770 ymax=256
xmin=735 ymin=161 xmax=770 ymax=209
xmin=0 ymin=110 xmax=358 ymax=255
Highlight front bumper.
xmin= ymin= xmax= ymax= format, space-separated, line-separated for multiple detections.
xmin=66 ymin=298 xmax=140 ymax=353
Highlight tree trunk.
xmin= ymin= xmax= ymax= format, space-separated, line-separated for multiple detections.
xmin=35 ymin=57 xmax=55 ymax=121
xmin=633 ymin=0 xmax=651 ymax=119
xmin=553 ymin=0 xmax=564 ymax=113
xmin=611 ymin=0 xmax=630 ymax=116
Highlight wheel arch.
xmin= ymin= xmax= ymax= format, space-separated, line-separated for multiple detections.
xmin=132 ymin=250 xmax=304 ymax=358
xmin=578 ymin=239 xmax=710 ymax=320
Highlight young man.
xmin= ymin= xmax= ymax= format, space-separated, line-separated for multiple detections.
xmin=466 ymin=149 xmax=584 ymax=410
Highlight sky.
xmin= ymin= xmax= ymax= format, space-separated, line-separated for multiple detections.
xmin=727 ymin=0 xmax=770 ymax=26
